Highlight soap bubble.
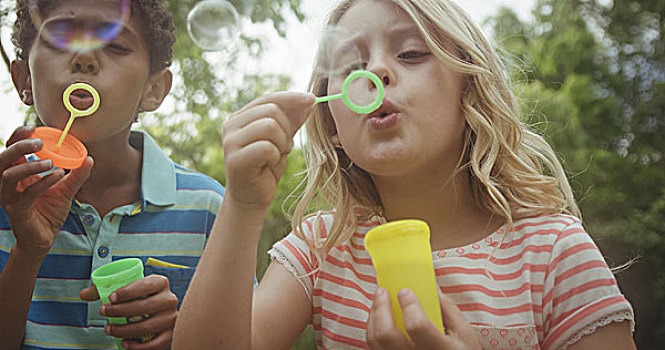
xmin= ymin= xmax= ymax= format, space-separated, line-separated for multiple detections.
xmin=28 ymin=0 xmax=130 ymax=53
xmin=314 ymin=25 xmax=364 ymax=80
xmin=312 ymin=26 xmax=383 ymax=113
xmin=187 ymin=0 xmax=241 ymax=53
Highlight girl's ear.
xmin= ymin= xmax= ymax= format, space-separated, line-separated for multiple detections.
xmin=322 ymin=109 xmax=343 ymax=148
xmin=11 ymin=60 xmax=34 ymax=105
xmin=139 ymin=69 xmax=173 ymax=112
xmin=330 ymin=133 xmax=342 ymax=148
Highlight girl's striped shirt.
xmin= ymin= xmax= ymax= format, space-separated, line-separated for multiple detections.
xmin=268 ymin=214 xmax=634 ymax=350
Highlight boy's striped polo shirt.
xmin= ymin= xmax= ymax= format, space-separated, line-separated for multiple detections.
xmin=0 ymin=131 xmax=224 ymax=350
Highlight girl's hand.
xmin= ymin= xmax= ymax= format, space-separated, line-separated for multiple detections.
xmin=0 ymin=126 xmax=93 ymax=256
xmin=80 ymin=275 xmax=178 ymax=350
xmin=367 ymin=288 xmax=482 ymax=350
xmin=222 ymin=92 xmax=315 ymax=211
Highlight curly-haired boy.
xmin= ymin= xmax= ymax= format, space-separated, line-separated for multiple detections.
xmin=0 ymin=0 xmax=224 ymax=348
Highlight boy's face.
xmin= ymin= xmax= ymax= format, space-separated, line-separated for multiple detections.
xmin=12 ymin=0 xmax=171 ymax=145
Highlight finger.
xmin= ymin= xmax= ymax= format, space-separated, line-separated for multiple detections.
xmin=398 ymin=288 xmax=445 ymax=348
xmin=0 ymin=159 xmax=56 ymax=202
xmin=80 ymin=284 xmax=100 ymax=301
xmin=6 ymin=126 xmax=36 ymax=147
xmin=438 ymin=291 xmax=475 ymax=337
xmin=109 ymin=275 xmax=169 ymax=304
xmin=225 ymin=103 xmax=291 ymax=136
xmin=105 ymin=309 xmax=176 ymax=340
xmin=237 ymin=91 xmax=314 ymax=116
xmin=53 ymin=156 xmax=93 ymax=199
xmin=17 ymin=168 xmax=66 ymax=203
xmin=120 ymin=329 xmax=172 ymax=350
xmin=367 ymin=288 xmax=411 ymax=350
xmin=102 ymin=290 xmax=178 ymax=318
xmin=225 ymin=140 xmax=283 ymax=174
xmin=0 ymin=138 xmax=43 ymax=171
xmin=232 ymin=92 xmax=315 ymax=135
xmin=224 ymin=110 xmax=292 ymax=155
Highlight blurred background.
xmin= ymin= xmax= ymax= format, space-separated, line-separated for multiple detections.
xmin=0 ymin=0 xmax=662 ymax=348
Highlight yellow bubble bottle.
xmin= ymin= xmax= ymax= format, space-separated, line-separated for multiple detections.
xmin=365 ymin=219 xmax=444 ymax=335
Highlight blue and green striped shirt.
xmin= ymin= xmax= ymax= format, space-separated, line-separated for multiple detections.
xmin=0 ymin=131 xmax=224 ymax=350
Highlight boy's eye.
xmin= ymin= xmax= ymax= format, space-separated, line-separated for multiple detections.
xmin=105 ymin=42 xmax=131 ymax=54
xmin=398 ymin=50 xmax=430 ymax=60
xmin=40 ymin=36 xmax=65 ymax=51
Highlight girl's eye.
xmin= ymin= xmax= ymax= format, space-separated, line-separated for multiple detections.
xmin=398 ymin=50 xmax=430 ymax=60
xmin=337 ymin=62 xmax=366 ymax=76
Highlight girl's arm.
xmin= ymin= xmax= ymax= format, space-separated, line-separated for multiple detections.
xmin=173 ymin=92 xmax=315 ymax=350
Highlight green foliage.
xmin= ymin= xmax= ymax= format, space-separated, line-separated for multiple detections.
xmin=490 ymin=1 xmax=664 ymax=348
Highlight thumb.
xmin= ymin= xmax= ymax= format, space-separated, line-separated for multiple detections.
xmin=270 ymin=92 xmax=316 ymax=136
xmin=80 ymin=284 xmax=100 ymax=301
xmin=438 ymin=290 xmax=474 ymax=336
xmin=56 ymin=156 xmax=93 ymax=197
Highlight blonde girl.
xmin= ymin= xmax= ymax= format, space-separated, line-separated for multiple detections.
xmin=174 ymin=0 xmax=635 ymax=349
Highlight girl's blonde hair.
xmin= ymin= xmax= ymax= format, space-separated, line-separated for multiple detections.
xmin=291 ymin=0 xmax=580 ymax=253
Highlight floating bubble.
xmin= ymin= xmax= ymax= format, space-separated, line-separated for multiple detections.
xmin=28 ymin=0 xmax=131 ymax=53
xmin=314 ymin=25 xmax=364 ymax=80
xmin=187 ymin=0 xmax=241 ymax=52
xmin=311 ymin=26 xmax=383 ymax=114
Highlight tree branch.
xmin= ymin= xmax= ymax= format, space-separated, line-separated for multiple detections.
xmin=0 ymin=9 xmax=12 ymax=74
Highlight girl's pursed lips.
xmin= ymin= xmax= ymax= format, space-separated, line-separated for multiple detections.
xmin=367 ymin=98 xmax=399 ymax=119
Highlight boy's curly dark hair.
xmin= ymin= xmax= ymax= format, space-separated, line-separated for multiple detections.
xmin=12 ymin=0 xmax=176 ymax=72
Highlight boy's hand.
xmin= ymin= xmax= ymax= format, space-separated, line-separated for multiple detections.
xmin=222 ymin=92 xmax=315 ymax=212
xmin=367 ymin=288 xmax=482 ymax=350
xmin=81 ymin=275 xmax=178 ymax=350
xmin=0 ymin=126 xmax=93 ymax=256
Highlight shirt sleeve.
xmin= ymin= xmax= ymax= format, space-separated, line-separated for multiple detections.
xmin=541 ymin=219 xmax=634 ymax=349
xmin=267 ymin=217 xmax=322 ymax=300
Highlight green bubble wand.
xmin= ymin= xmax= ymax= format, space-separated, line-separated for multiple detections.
xmin=314 ymin=70 xmax=384 ymax=114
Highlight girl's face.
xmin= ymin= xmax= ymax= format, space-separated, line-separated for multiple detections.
xmin=327 ymin=0 xmax=467 ymax=180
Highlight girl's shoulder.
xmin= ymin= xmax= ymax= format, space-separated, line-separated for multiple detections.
xmin=499 ymin=213 xmax=588 ymax=252
xmin=509 ymin=213 xmax=582 ymax=236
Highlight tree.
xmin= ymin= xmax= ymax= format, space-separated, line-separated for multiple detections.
xmin=490 ymin=1 xmax=664 ymax=348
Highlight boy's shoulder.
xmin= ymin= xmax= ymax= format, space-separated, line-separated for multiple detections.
xmin=172 ymin=163 xmax=225 ymax=197
xmin=134 ymin=130 xmax=225 ymax=197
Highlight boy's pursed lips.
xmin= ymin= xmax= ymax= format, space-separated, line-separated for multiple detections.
xmin=66 ymin=81 xmax=96 ymax=110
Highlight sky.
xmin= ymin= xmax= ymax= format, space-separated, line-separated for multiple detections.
xmin=0 ymin=0 xmax=535 ymax=143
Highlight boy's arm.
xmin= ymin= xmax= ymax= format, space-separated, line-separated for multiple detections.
xmin=0 ymin=247 xmax=50 ymax=349
xmin=0 ymin=126 xmax=93 ymax=348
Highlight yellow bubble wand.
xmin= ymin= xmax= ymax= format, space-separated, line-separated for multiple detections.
xmin=55 ymin=82 xmax=100 ymax=152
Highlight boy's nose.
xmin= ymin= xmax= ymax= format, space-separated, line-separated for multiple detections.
xmin=71 ymin=53 xmax=99 ymax=74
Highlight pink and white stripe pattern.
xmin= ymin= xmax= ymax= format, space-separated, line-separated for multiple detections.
xmin=269 ymin=214 xmax=634 ymax=349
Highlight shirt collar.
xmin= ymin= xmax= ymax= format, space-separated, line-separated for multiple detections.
xmin=130 ymin=130 xmax=176 ymax=207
